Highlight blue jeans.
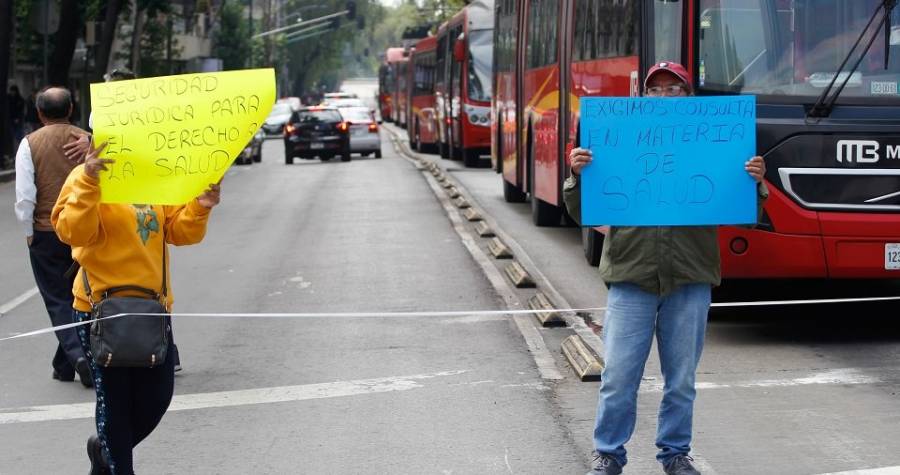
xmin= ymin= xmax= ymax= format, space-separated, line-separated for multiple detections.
xmin=593 ymin=282 xmax=711 ymax=466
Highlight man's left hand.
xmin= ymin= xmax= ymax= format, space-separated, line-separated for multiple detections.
xmin=197 ymin=183 xmax=221 ymax=209
xmin=26 ymin=236 xmax=33 ymax=247
xmin=745 ymin=156 xmax=766 ymax=183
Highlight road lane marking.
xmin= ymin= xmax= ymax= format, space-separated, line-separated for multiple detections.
xmin=0 ymin=370 xmax=467 ymax=424
xmin=817 ymin=467 xmax=900 ymax=475
xmin=0 ymin=287 xmax=39 ymax=317
xmin=639 ymin=368 xmax=882 ymax=393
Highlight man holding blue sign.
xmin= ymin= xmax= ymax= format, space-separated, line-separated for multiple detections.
xmin=565 ymin=62 xmax=768 ymax=475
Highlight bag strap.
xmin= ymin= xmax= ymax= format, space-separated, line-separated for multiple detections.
xmin=82 ymin=221 xmax=168 ymax=305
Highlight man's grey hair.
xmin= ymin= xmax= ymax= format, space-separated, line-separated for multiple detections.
xmin=36 ymin=87 xmax=72 ymax=120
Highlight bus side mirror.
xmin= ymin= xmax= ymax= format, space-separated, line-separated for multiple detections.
xmin=453 ymin=39 xmax=466 ymax=62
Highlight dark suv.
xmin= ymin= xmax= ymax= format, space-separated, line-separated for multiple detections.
xmin=283 ymin=107 xmax=351 ymax=164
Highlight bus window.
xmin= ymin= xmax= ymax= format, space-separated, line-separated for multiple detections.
xmin=527 ymin=0 xmax=559 ymax=67
xmin=699 ymin=0 xmax=900 ymax=103
xmin=468 ymin=30 xmax=493 ymax=102
xmin=652 ymin=0 xmax=683 ymax=64
xmin=573 ymin=0 xmax=637 ymax=61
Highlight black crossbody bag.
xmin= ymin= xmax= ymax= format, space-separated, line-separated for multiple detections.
xmin=82 ymin=244 xmax=169 ymax=368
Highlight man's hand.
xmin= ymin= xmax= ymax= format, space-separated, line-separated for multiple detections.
xmin=26 ymin=236 xmax=33 ymax=247
xmin=745 ymin=156 xmax=766 ymax=183
xmin=570 ymin=147 xmax=594 ymax=176
xmin=83 ymin=141 xmax=112 ymax=179
xmin=197 ymin=183 xmax=221 ymax=209
xmin=63 ymin=132 xmax=91 ymax=163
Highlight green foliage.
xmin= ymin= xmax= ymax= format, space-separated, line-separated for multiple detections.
xmin=214 ymin=0 xmax=251 ymax=70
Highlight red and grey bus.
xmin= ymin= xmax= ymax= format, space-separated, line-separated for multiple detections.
xmin=434 ymin=0 xmax=495 ymax=167
xmin=406 ymin=35 xmax=440 ymax=153
xmin=494 ymin=0 xmax=900 ymax=279
xmin=378 ymin=47 xmax=406 ymax=123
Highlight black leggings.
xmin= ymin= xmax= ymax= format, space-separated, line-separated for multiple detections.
xmin=75 ymin=311 xmax=175 ymax=475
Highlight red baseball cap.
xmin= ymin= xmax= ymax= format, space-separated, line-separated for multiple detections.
xmin=644 ymin=61 xmax=692 ymax=91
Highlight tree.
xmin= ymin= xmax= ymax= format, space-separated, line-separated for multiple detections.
xmin=47 ymin=0 xmax=82 ymax=86
xmin=213 ymin=0 xmax=251 ymax=71
xmin=95 ymin=0 xmax=126 ymax=82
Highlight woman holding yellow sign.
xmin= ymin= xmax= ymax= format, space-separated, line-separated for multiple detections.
xmin=52 ymin=140 xmax=221 ymax=475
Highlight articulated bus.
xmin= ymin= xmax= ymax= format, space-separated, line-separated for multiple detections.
xmin=494 ymin=0 xmax=900 ymax=280
xmin=434 ymin=0 xmax=495 ymax=167
xmin=407 ymin=36 xmax=440 ymax=152
xmin=378 ymin=47 xmax=406 ymax=123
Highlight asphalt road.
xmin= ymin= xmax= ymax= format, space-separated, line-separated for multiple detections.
xmin=0 ymin=137 xmax=583 ymax=474
xmin=2 ymin=124 xmax=899 ymax=475
xmin=389 ymin=124 xmax=900 ymax=475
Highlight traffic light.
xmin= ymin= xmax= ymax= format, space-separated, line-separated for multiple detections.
xmin=346 ymin=1 xmax=357 ymax=20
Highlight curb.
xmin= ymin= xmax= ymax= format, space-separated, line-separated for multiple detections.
xmin=0 ymin=169 xmax=14 ymax=183
xmin=382 ymin=124 xmax=605 ymax=383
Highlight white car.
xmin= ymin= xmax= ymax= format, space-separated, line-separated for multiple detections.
xmin=340 ymin=107 xmax=382 ymax=158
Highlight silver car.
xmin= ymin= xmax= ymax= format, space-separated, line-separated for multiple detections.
xmin=339 ymin=107 xmax=382 ymax=158
xmin=262 ymin=103 xmax=294 ymax=136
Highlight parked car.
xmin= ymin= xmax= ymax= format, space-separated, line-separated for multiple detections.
xmin=283 ymin=106 xmax=351 ymax=163
xmin=277 ymin=96 xmax=302 ymax=111
xmin=262 ymin=103 xmax=294 ymax=136
xmin=236 ymin=128 xmax=264 ymax=165
xmin=339 ymin=107 xmax=382 ymax=158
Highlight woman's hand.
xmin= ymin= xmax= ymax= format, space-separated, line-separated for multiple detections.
xmin=745 ymin=156 xmax=766 ymax=183
xmin=570 ymin=147 xmax=594 ymax=176
xmin=197 ymin=183 xmax=221 ymax=209
xmin=83 ymin=141 xmax=112 ymax=179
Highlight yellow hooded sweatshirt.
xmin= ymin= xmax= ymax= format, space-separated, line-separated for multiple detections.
xmin=52 ymin=165 xmax=212 ymax=312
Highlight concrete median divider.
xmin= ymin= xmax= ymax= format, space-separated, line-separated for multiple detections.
xmin=383 ymin=123 xmax=605 ymax=384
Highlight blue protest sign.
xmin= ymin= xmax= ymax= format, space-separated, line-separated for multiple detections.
xmin=579 ymin=96 xmax=757 ymax=226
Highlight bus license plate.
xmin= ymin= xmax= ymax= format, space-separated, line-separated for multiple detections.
xmin=887 ymin=243 xmax=900 ymax=270
xmin=310 ymin=142 xmax=324 ymax=149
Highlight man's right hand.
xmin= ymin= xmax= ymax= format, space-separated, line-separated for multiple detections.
xmin=570 ymin=147 xmax=594 ymax=176
xmin=63 ymin=132 xmax=91 ymax=163
xmin=83 ymin=141 xmax=112 ymax=179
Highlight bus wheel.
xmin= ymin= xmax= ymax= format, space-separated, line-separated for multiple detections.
xmin=503 ymin=180 xmax=527 ymax=203
xmin=463 ymin=149 xmax=481 ymax=168
xmin=582 ymin=227 xmax=603 ymax=267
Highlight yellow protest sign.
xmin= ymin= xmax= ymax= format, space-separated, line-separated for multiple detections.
xmin=89 ymin=69 xmax=276 ymax=204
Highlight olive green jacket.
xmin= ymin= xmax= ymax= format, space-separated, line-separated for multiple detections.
xmin=563 ymin=174 xmax=768 ymax=296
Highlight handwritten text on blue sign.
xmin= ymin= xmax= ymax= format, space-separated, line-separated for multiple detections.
xmin=580 ymin=96 xmax=757 ymax=226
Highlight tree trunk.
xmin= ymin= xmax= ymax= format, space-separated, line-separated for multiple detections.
xmin=0 ymin=0 xmax=14 ymax=161
xmin=47 ymin=0 xmax=82 ymax=86
xmin=95 ymin=0 xmax=126 ymax=82
xmin=130 ymin=6 xmax=145 ymax=74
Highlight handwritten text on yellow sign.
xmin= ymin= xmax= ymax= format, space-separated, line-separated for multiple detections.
xmin=90 ymin=69 xmax=276 ymax=204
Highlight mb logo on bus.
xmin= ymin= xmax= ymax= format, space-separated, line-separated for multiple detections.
xmin=836 ymin=140 xmax=900 ymax=164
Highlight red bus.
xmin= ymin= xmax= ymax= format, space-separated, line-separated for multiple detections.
xmin=434 ymin=0 xmax=495 ymax=167
xmin=407 ymin=36 xmax=440 ymax=153
xmin=378 ymin=47 xmax=406 ymax=123
xmin=495 ymin=0 xmax=900 ymax=279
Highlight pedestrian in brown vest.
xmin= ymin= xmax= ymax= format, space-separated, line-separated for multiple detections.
xmin=14 ymin=87 xmax=92 ymax=387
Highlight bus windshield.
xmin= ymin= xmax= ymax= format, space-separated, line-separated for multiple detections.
xmin=467 ymin=29 xmax=493 ymax=102
xmin=698 ymin=0 xmax=900 ymax=103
